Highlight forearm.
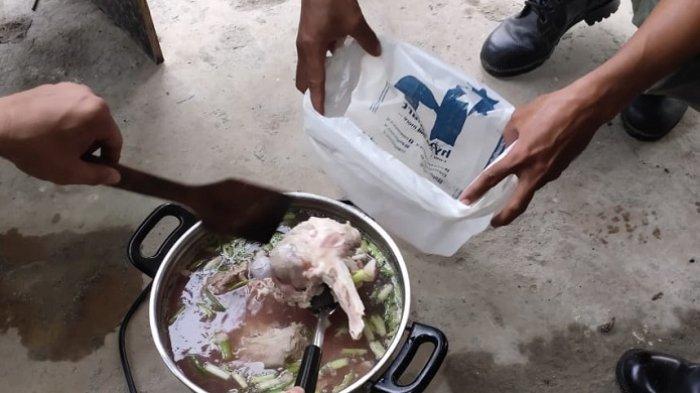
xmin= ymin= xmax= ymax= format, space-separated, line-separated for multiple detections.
xmin=0 ymin=94 xmax=16 ymax=159
xmin=0 ymin=91 xmax=31 ymax=162
xmin=572 ymin=0 xmax=700 ymax=121
xmin=462 ymin=0 xmax=700 ymax=225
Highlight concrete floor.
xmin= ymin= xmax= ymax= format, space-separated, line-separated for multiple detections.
xmin=1 ymin=0 xmax=698 ymax=392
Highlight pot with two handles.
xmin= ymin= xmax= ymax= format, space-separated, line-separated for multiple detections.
xmin=128 ymin=192 xmax=448 ymax=393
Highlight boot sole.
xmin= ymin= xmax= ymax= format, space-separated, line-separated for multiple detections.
xmin=584 ymin=0 xmax=622 ymax=25
xmin=621 ymin=111 xmax=680 ymax=142
xmin=482 ymin=0 xmax=621 ymax=77
xmin=620 ymin=111 xmax=663 ymax=142
xmin=620 ymin=98 xmax=688 ymax=142
xmin=615 ymin=349 xmax=644 ymax=393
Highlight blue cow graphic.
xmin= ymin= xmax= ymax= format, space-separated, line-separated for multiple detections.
xmin=394 ymin=76 xmax=498 ymax=146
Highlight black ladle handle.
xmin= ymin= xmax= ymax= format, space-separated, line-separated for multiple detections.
xmin=295 ymin=345 xmax=322 ymax=392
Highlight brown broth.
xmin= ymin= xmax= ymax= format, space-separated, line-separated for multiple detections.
xmin=164 ymin=213 xmax=402 ymax=393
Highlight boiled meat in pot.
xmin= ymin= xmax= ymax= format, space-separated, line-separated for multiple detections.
xmin=235 ymin=322 xmax=307 ymax=367
xmin=165 ymin=211 xmax=402 ymax=393
xmin=269 ymin=217 xmax=366 ymax=339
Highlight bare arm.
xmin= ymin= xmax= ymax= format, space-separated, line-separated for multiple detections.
xmin=461 ymin=0 xmax=700 ymax=226
xmin=578 ymin=0 xmax=700 ymax=116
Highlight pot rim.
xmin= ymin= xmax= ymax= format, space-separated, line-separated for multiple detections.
xmin=148 ymin=192 xmax=412 ymax=393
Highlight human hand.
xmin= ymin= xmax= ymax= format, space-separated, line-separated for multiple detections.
xmin=296 ymin=0 xmax=381 ymax=114
xmin=460 ymin=84 xmax=612 ymax=226
xmin=284 ymin=387 xmax=304 ymax=393
xmin=0 ymin=83 xmax=122 ymax=185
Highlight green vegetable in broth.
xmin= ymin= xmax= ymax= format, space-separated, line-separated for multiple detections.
xmin=378 ymin=261 xmax=394 ymax=278
xmin=369 ymin=315 xmax=387 ymax=337
xmin=360 ymin=239 xmax=370 ymax=253
xmin=250 ymin=372 xmax=277 ymax=385
xmin=381 ymin=281 xmax=402 ymax=337
xmin=333 ymin=372 xmax=357 ymax=393
xmin=225 ymin=279 xmax=249 ymax=292
xmin=321 ymin=358 xmax=350 ymax=374
xmin=231 ymin=371 xmax=248 ymax=389
xmin=384 ymin=305 xmax=401 ymax=337
xmin=253 ymin=371 xmax=294 ymax=391
xmin=282 ymin=211 xmax=296 ymax=223
xmin=284 ymin=360 xmax=301 ymax=374
xmin=374 ymin=284 xmax=393 ymax=303
xmin=365 ymin=242 xmax=386 ymax=263
xmin=220 ymin=239 xmax=255 ymax=263
xmin=188 ymin=355 xmax=207 ymax=374
xmin=188 ymin=257 xmax=209 ymax=271
xmin=203 ymin=256 xmax=224 ymax=271
xmin=327 ymin=358 xmax=350 ymax=369
xmin=202 ymin=288 xmax=226 ymax=312
xmin=341 ymin=348 xmax=368 ymax=357
xmin=197 ymin=302 xmax=216 ymax=320
xmin=362 ymin=319 xmax=375 ymax=341
xmin=369 ymin=341 xmax=386 ymax=359
xmin=334 ymin=326 xmax=349 ymax=337
xmin=352 ymin=268 xmax=374 ymax=286
xmin=203 ymin=362 xmax=231 ymax=380
xmin=364 ymin=241 xmax=394 ymax=279
xmin=212 ymin=332 xmax=232 ymax=360
xmin=262 ymin=232 xmax=285 ymax=252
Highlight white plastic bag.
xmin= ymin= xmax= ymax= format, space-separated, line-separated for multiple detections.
xmin=303 ymin=38 xmax=517 ymax=256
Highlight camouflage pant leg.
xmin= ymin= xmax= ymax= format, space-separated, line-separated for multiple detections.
xmin=631 ymin=0 xmax=700 ymax=110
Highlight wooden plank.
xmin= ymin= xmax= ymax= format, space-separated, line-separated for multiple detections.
xmin=90 ymin=0 xmax=164 ymax=63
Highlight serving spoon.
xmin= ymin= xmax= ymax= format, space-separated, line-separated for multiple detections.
xmin=295 ymin=285 xmax=338 ymax=392
xmin=84 ymin=154 xmax=291 ymax=243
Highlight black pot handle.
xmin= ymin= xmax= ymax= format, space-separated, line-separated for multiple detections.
xmin=128 ymin=203 xmax=198 ymax=278
xmin=339 ymin=199 xmax=356 ymax=208
xmin=340 ymin=199 xmax=375 ymax=220
xmin=371 ymin=322 xmax=448 ymax=393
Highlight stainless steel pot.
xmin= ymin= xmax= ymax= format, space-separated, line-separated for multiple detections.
xmin=128 ymin=193 xmax=448 ymax=393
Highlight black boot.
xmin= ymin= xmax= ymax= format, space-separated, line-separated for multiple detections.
xmin=621 ymin=94 xmax=688 ymax=142
xmin=616 ymin=349 xmax=700 ymax=393
xmin=480 ymin=0 xmax=620 ymax=77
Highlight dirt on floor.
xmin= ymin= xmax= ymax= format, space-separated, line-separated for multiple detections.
xmin=444 ymin=309 xmax=700 ymax=393
xmin=0 ymin=227 xmax=143 ymax=361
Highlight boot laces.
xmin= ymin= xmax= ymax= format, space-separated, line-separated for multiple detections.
xmin=524 ymin=0 xmax=559 ymax=22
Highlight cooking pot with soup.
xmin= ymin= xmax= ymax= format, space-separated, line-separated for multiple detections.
xmin=128 ymin=193 xmax=447 ymax=393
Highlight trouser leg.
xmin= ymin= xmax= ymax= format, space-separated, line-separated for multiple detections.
xmin=630 ymin=0 xmax=700 ymax=110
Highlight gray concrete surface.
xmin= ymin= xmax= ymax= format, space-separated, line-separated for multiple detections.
xmin=0 ymin=0 xmax=698 ymax=392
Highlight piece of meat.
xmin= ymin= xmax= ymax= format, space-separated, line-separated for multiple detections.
xmin=235 ymin=322 xmax=307 ymax=367
xmin=269 ymin=217 xmax=366 ymax=339
xmin=206 ymin=263 xmax=247 ymax=294
xmin=248 ymin=277 xmax=278 ymax=300
xmin=249 ymin=251 xmax=273 ymax=279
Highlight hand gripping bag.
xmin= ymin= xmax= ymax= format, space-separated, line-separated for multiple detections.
xmin=303 ymin=38 xmax=517 ymax=256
